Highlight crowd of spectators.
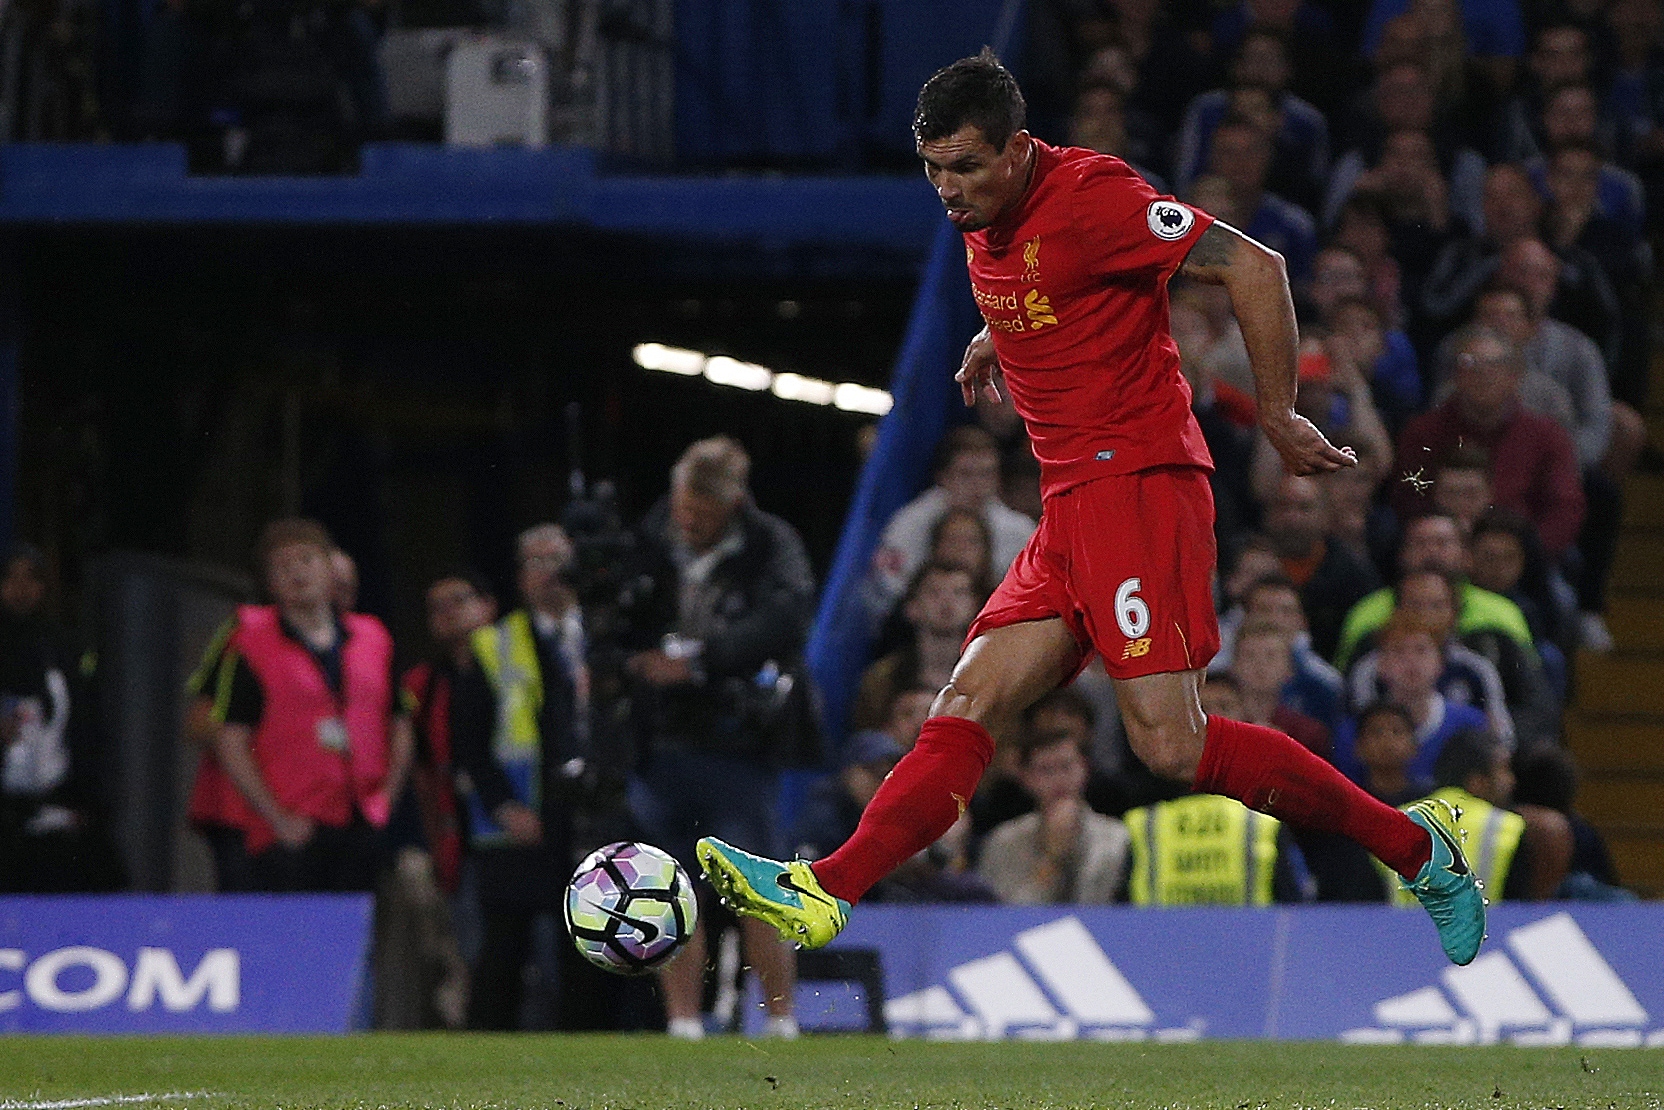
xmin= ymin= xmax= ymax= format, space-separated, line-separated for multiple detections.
xmin=3 ymin=0 xmax=1657 ymax=1036
xmin=834 ymin=0 xmax=1656 ymax=915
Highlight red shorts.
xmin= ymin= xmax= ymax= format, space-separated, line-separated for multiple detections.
xmin=966 ymin=465 xmax=1221 ymax=680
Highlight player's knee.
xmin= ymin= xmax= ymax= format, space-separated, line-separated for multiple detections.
xmin=1125 ymin=717 xmax=1206 ymax=782
xmin=929 ymin=673 xmax=1019 ymax=732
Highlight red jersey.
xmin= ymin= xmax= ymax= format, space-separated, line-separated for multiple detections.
xmin=965 ymin=141 xmax=1216 ymax=497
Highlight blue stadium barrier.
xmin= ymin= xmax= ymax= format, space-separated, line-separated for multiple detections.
xmin=769 ymin=903 xmax=1664 ymax=1043
xmin=0 ymin=895 xmax=372 ymax=1033
xmin=0 ymin=143 xmax=942 ymax=245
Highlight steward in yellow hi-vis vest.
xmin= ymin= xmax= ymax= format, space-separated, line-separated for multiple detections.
xmin=467 ymin=609 xmax=548 ymax=846
xmin=1125 ymin=794 xmax=1281 ymax=906
xmin=1382 ymin=727 xmax=1538 ymax=905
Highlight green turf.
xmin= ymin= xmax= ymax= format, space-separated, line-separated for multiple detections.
xmin=0 ymin=1035 xmax=1660 ymax=1110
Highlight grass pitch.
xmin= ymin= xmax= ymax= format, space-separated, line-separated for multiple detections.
xmin=0 ymin=1035 xmax=1660 ymax=1110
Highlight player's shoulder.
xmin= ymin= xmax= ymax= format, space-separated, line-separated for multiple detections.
xmin=1049 ymin=144 xmax=1151 ymax=194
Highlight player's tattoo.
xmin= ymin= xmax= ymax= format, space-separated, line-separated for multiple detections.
xmin=1179 ymin=224 xmax=1238 ymax=277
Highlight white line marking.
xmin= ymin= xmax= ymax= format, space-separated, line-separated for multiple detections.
xmin=0 ymin=1092 xmax=212 ymax=1109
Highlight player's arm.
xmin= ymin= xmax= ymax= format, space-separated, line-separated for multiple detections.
xmin=1178 ymin=222 xmax=1355 ymax=476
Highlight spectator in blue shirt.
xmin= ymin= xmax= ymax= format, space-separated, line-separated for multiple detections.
xmin=1175 ymin=27 xmax=1330 ymax=212
xmin=1203 ymin=114 xmax=1318 ymax=284
xmin=1525 ymin=85 xmax=1648 ymax=236
xmin=1210 ymin=0 xmax=1347 ymax=114
xmin=1605 ymin=0 xmax=1664 ymax=178
xmin=1499 ymin=24 xmax=1600 ymax=163
xmin=1331 ymin=614 xmax=1489 ymax=789
xmin=1324 ymin=60 xmax=1487 ymax=233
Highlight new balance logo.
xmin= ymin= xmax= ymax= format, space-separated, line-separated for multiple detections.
xmin=1342 ymin=912 xmax=1664 ymax=1047
xmin=883 ymin=916 xmax=1200 ymax=1041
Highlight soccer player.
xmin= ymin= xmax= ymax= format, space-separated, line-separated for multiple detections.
xmin=698 ymin=51 xmax=1485 ymax=965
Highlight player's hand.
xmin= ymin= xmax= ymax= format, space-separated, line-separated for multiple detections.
xmin=956 ymin=326 xmax=1005 ymax=407
xmin=495 ymin=802 xmax=544 ymax=846
xmin=1262 ymin=410 xmax=1357 ymax=475
xmin=269 ymin=809 xmax=315 ymax=850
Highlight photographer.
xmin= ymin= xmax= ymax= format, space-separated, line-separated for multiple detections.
xmin=624 ymin=436 xmax=816 ymax=1040
xmin=449 ymin=523 xmax=601 ymax=1031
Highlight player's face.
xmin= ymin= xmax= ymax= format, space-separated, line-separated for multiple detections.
xmin=918 ymin=125 xmax=1034 ymax=232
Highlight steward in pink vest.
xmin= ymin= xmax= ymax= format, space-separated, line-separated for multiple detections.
xmin=222 ymin=603 xmax=396 ymax=855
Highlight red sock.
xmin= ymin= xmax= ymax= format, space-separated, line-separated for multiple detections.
xmin=1194 ymin=714 xmax=1431 ymax=880
xmin=811 ymin=715 xmax=995 ymax=904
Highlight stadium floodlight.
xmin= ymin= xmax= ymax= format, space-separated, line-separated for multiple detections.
xmin=703 ymin=356 xmax=773 ymax=391
xmin=833 ymin=382 xmax=893 ymax=416
xmin=632 ymin=343 xmax=705 ymax=376
xmin=770 ymin=372 xmax=837 ymax=406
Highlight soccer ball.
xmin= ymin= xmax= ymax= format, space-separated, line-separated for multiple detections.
xmin=565 ymin=841 xmax=699 ymax=975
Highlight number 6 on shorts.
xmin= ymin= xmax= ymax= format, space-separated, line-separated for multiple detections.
xmin=1114 ymin=577 xmax=1150 ymax=639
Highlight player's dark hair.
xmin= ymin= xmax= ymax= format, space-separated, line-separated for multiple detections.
xmin=1433 ymin=727 xmax=1503 ymax=791
xmin=914 ymin=48 xmax=1026 ymax=151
